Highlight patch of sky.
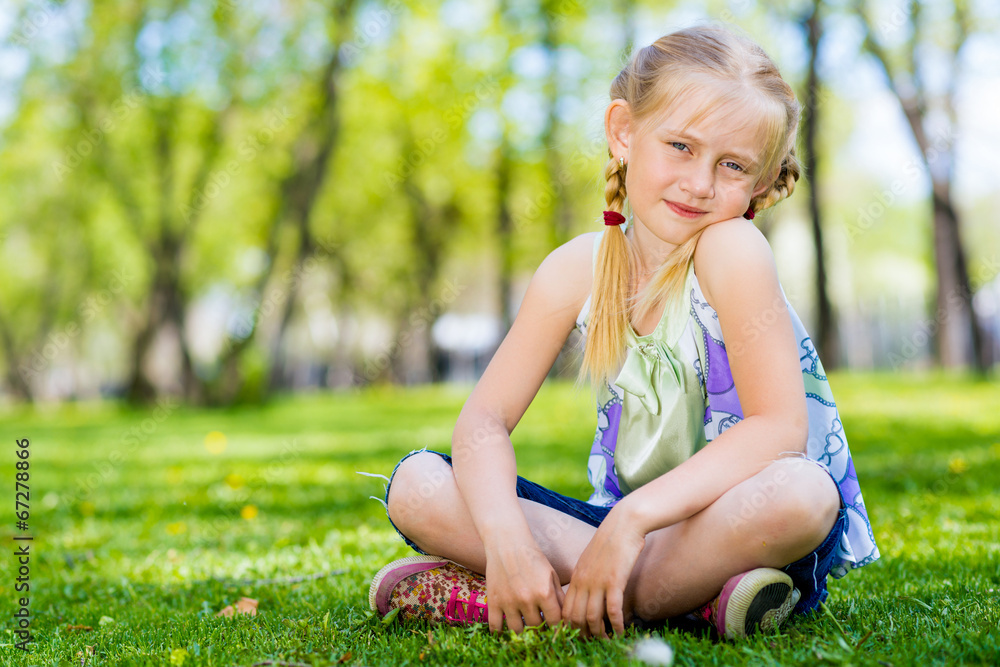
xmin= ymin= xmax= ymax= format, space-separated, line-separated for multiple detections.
xmin=458 ymin=34 xmax=507 ymax=72
xmin=295 ymin=12 xmax=331 ymax=71
xmin=465 ymin=108 xmax=501 ymax=167
xmin=868 ymin=0 xmax=913 ymax=49
xmin=136 ymin=6 xmax=230 ymax=107
xmin=439 ymin=0 xmax=492 ymax=33
xmin=502 ymin=85 xmax=547 ymax=150
xmin=0 ymin=46 xmax=28 ymax=126
xmin=510 ymin=43 xmax=549 ymax=80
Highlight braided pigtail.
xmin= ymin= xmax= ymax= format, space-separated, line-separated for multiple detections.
xmin=577 ymin=155 xmax=633 ymax=389
xmin=750 ymin=149 xmax=801 ymax=216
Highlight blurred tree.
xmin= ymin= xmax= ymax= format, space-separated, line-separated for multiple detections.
xmin=800 ymin=0 xmax=839 ymax=367
xmin=855 ymin=0 xmax=988 ymax=370
xmin=225 ymin=0 xmax=360 ymax=399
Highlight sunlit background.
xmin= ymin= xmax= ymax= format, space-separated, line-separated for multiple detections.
xmin=1 ymin=0 xmax=998 ymax=406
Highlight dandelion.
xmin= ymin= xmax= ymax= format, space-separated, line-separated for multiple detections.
xmin=205 ymin=431 xmax=227 ymax=455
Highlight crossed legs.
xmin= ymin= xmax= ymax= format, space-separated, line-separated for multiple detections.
xmin=386 ymin=451 xmax=840 ymax=621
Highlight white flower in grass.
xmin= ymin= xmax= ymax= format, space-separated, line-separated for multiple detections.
xmin=631 ymin=636 xmax=674 ymax=666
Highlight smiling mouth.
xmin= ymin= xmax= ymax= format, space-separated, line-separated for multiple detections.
xmin=666 ymin=201 xmax=707 ymax=218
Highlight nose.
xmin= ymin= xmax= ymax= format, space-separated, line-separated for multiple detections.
xmin=679 ymin=160 xmax=715 ymax=199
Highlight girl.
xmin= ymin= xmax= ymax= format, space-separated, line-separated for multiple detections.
xmin=367 ymin=25 xmax=878 ymax=639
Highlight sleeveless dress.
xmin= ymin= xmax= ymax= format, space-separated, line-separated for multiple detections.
xmin=575 ymin=230 xmax=879 ymax=579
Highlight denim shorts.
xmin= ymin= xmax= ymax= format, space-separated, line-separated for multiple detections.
xmin=381 ymin=448 xmax=849 ymax=617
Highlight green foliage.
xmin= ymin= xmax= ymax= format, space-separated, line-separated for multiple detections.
xmin=1 ymin=373 xmax=998 ymax=665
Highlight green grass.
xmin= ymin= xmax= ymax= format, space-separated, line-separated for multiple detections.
xmin=1 ymin=372 xmax=999 ymax=665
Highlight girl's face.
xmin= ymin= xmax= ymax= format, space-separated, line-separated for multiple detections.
xmin=608 ymin=93 xmax=775 ymax=256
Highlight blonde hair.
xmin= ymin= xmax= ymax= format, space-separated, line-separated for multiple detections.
xmin=578 ymin=25 xmax=802 ymax=388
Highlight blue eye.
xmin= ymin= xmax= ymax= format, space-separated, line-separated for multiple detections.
xmin=722 ymin=161 xmax=744 ymax=172
xmin=671 ymin=142 xmax=689 ymax=151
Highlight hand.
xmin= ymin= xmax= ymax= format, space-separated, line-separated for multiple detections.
xmin=562 ymin=505 xmax=646 ymax=638
xmin=484 ymin=541 xmax=564 ymax=634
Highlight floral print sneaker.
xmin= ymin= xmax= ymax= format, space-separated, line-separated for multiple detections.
xmin=369 ymin=555 xmax=489 ymax=625
xmin=695 ymin=567 xmax=800 ymax=638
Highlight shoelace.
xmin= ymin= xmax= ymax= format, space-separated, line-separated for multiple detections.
xmin=443 ymin=585 xmax=488 ymax=623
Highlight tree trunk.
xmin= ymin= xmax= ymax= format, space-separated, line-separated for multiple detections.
xmin=496 ymin=135 xmax=515 ymax=333
xmin=802 ymin=5 xmax=839 ymax=368
xmin=930 ymin=181 xmax=985 ymax=369
xmin=855 ymin=0 xmax=986 ymax=371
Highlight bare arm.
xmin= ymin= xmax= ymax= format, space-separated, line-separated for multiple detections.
xmin=451 ymin=232 xmax=595 ymax=631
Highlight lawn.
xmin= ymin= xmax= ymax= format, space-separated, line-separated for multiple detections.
xmin=1 ymin=372 xmax=998 ymax=665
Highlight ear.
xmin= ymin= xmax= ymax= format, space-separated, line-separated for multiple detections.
xmin=604 ymin=99 xmax=631 ymax=161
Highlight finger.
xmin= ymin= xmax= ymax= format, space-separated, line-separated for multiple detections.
xmin=586 ymin=589 xmax=607 ymax=639
xmin=607 ymin=587 xmax=626 ymax=637
xmin=488 ymin=599 xmax=502 ymax=634
xmin=540 ymin=588 xmax=563 ymax=629
xmin=521 ymin=605 xmax=544 ymax=629
xmin=562 ymin=587 xmax=583 ymax=635
xmin=505 ymin=607 xmax=525 ymax=634
xmin=563 ymin=583 xmax=576 ymax=625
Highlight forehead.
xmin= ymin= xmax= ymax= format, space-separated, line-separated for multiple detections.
xmin=639 ymin=85 xmax=780 ymax=165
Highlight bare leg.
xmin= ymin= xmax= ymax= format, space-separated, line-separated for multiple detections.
xmin=386 ymin=452 xmax=840 ymax=620
xmin=386 ymin=452 xmax=595 ymax=582
xmin=624 ymin=457 xmax=841 ymax=619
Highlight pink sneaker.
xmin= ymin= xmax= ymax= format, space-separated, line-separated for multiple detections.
xmin=695 ymin=567 xmax=800 ymax=638
xmin=368 ymin=555 xmax=489 ymax=625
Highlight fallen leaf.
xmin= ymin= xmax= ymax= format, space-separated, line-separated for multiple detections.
xmin=216 ymin=596 xmax=259 ymax=617
xmin=337 ymin=651 xmax=352 ymax=663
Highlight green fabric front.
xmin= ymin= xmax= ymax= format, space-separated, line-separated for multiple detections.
xmin=612 ymin=261 xmax=708 ymax=494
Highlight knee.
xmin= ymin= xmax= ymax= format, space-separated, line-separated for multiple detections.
xmin=757 ymin=459 xmax=840 ymax=547
xmin=386 ymin=452 xmax=454 ymax=531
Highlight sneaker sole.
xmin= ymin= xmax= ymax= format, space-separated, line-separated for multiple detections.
xmin=716 ymin=567 xmax=794 ymax=638
xmin=368 ymin=555 xmax=451 ymax=615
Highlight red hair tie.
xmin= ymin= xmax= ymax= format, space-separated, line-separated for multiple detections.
xmin=603 ymin=211 xmax=626 ymax=226
xmin=743 ymin=206 xmax=755 ymax=220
